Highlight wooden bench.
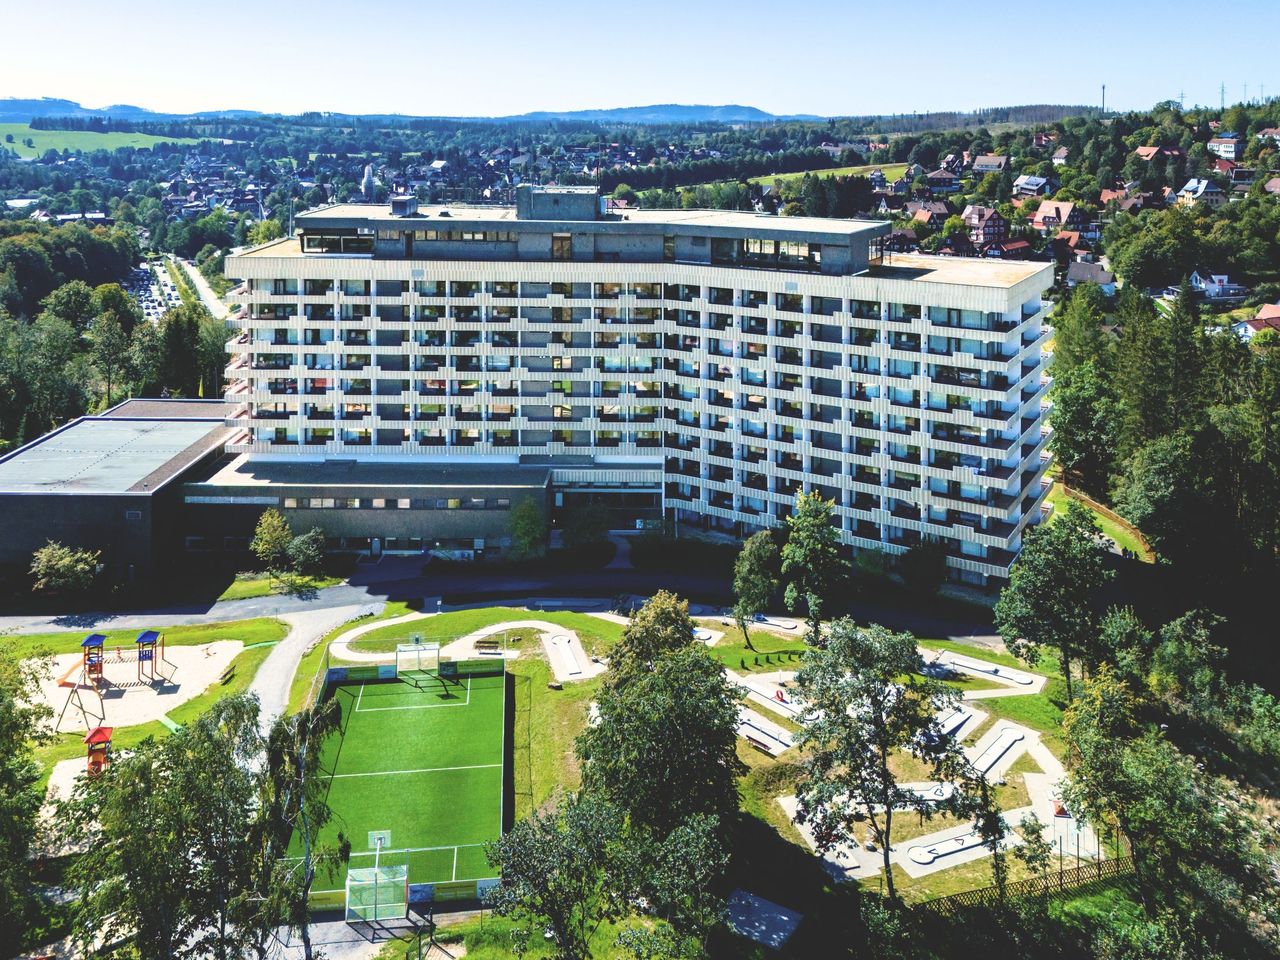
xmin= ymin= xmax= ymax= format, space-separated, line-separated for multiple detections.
xmin=474 ymin=638 xmax=502 ymax=656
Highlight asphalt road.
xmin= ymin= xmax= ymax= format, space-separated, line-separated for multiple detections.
xmin=0 ymin=555 xmax=998 ymax=645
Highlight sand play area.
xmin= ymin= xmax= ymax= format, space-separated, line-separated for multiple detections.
xmin=36 ymin=640 xmax=244 ymax=733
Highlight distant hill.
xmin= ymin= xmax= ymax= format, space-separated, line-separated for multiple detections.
xmin=0 ymin=98 xmax=811 ymax=126
xmin=0 ymin=98 xmax=262 ymax=123
xmin=0 ymin=97 xmax=1097 ymax=130
xmin=492 ymin=104 xmax=821 ymax=123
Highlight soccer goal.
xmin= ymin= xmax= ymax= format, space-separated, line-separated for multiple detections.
xmin=395 ymin=641 xmax=440 ymax=678
xmin=345 ymin=830 xmax=408 ymax=923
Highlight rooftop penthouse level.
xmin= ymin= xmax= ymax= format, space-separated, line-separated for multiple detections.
xmin=223 ymin=188 xmax=1054 ymax=586
xmin=250 ymin=185 xmax=890 ymax=275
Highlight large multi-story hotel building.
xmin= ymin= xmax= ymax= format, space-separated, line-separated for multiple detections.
xmin=219 ymin=186 xmax=1053 ymax=585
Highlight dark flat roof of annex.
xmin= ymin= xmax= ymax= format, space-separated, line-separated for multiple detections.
xmin=192 ymin=456 xmax=664 ymax=491
xmin=0 ymin=400 xmax=233 ymax=495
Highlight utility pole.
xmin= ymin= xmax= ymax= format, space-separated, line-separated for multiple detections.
xmin=1220 ymin=81 xmax=1226 ymax=112
xmin=1101 ymin=83 xmax=1106 ymax=116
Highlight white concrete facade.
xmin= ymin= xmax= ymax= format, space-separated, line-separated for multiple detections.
xmin=224 ymin=197 xmax=1054 ymax=584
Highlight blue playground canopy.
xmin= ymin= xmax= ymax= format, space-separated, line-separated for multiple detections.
xmin=135 ymin=630 xmax=161 ymax=645
xmin=81 ymin=633 xmax=106 ymax=648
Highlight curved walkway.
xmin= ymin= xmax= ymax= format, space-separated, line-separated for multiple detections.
xmin=328 ymin=612 xmax=605 ymax=683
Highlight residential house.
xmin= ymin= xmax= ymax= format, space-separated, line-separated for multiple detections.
xmin=1232 ymin=303 xmax=1280 ymax=341
xmin=1175 ymin=178 xmax=1228 ymax=209
xmin=905 ymin=200 xmax=952 ymax=218
xmin=912 ymin=207 xmax=946 ymax=231
xmin=1187 ymin=270 xmax=1248 ymax=304
xmin=1210 ymin=157 xmax=1238 ymax=175
xmin=868 ymin=168 xmax=888 ymax=191
xmin=1134 ymin=145 xmax=1185 ymax=162
xmin=1031 ymin=200 xmax=1082 ymax=233
xmin=882 ymin=228 xmax=919 ymax=253
xmin=934 ymin=233 xmax=977 ymax=257
xmin=961 ymin=204 xmax=1007 ymax=246
xmin=1264 ymin=177 xmax=1280 ymax=196
xmin=1052 ymin=146 xmax=1070 ymax=166
xmin=971 ymin=154 xmax=1010 ymax=176
xmin=1207 ymin=133 xmax=1243 ymax=161
xmin=1033 ymin=132 xmax=1058 ymax=149
xmin=1051 ymin=231 xmax=1092 ymax=262
xmin=1066 ymin=261 xmax=1117 ymax=295
xmin=926 ymin=169 xmax=961 ymax=194
xmin=1256 ymin=127 xmax=1280 ymax=144
xmin=982 ymin=238 xmax=1031 ymax=259
xmin=1013 ymin=174 xmax=1054 ymax=197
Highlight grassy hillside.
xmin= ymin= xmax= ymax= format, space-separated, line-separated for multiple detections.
xmin=748 ymin=161 xmax=908 ymax=186
xmin=0 ymin=123 xmax=202 ymax=158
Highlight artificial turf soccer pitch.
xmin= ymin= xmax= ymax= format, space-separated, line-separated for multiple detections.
xmin=308 ymin=669 xmax=507 ymax=896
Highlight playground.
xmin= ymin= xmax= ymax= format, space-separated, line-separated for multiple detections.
xmin=304 ymin=657 xmax=509 ymax=914
xmin=36 ymin=631 xmax=243 ymax=734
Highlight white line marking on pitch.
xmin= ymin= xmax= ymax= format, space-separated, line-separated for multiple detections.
xmin=452 ymin=846 xmax=458 ymax=881
xmin=331 ymin=762 xmax=502 ymax=779
xmin=355 ymin=678 xmax=472 ymax=711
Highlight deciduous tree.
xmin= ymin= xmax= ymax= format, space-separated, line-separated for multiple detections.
xmin=29 ymin=540 xmax=99 ymax=594
xmin=486 ymin=793 xmax=632 ymax=960
xmin=781 ymin=491 xmax=848 ymax=644
xmin=994 ymin=501 xmax=1112 ymax=698
xmin=792 ymin=619 xmax=969 ymax=902
xmin=732 ymin=530 xmax=778 ymax=650
xmin=578 ymin=645 xmax=742 ymax=832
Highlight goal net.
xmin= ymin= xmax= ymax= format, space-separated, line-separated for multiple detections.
xmin=345 ymin=864 xmax=409 ymax=923
xmin=395 ymin=641 xmax=440 ymax=678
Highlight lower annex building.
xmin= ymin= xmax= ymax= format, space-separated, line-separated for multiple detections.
xmin=209 ymin=186 xmax=1054 ymax=586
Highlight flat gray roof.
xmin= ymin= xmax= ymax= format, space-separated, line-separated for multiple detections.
xmin=292 ymin=202 xmax=887 ymax=240
xmin=0 ymin=416 xmax=230 ymax=494
xmin=102 ymin=398 xmax=235 ymax=420
xmin=870 ymin=253 xmax=1052 ymax=289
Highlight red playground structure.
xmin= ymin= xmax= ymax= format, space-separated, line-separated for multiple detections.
xmin=85 ymin=726 xmax=113 ymax=776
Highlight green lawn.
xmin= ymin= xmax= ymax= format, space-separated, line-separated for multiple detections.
xmin=508 ymin=657 xmax=599 ymax=818
xmin=707 ymin=629 xmax=807 ymax=674
xmin=347 ymin=607 xmax=624 ymax=657
xmin=304 ymin=669 xmax=508 ymax=894
xmin=1046 ymin=482 xmax=1151 ymax=560
xmin=748 ymin=162 xmax=908 ymax=187
xmin=217 ymin=573 xmax=342 ymax=602
xmin=5 ymin=617 xmax=289 ymax=662
xmin=0 ymin=122 xmax=203 ymax=159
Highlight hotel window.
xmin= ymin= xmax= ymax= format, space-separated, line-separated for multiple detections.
xmin=552 ymin=234 xmax=572 ymax=260
xmin=376 ymin=229 xmax=401 ymax=241
xmin=396 ymin=499 xmax=411 ymax=509
xmin=447 ymin=498 xmax=462 ymax=509
xmin=284 ymin=498 xmax=298 ymax=508
xmin=663 ymin=235 xmax=676 ymax=261
xmin=371 ymin=498 xmax=386 ymax=508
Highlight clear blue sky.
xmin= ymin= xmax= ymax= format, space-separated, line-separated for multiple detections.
xmin=3 ymin=0 xmax=1276 ymax=117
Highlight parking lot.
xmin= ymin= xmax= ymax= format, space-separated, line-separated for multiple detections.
xmin=124 ymin=261 xmax=183 ymax=323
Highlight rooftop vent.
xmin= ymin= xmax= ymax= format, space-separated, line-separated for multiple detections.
xmin=389 ymin=196 xmax=419 ymax=217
